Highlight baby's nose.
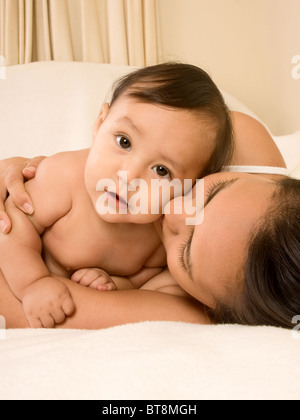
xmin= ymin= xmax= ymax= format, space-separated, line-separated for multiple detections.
xmin=118 ymin=171 xmax=129 ymax=185
xmin=118 ymin=168 xmax=142 ymax=185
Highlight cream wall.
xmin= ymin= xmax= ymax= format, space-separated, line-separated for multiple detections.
xmin=156 ymin=0 xmax=300 ymax=135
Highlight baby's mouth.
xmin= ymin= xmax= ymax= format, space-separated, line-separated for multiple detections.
xmin=106 ymin=190 xmax=128 ymax=210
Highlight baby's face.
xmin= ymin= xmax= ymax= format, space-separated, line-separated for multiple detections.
xmin=85 ymin=96 xmax=216 ymax=224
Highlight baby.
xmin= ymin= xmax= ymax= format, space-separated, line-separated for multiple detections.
xmin=0 ymin=63 xmax=233 ymax=328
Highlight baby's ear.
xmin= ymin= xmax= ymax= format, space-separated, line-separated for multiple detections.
xmin=92 ymin=103 xmax=110 ymax=140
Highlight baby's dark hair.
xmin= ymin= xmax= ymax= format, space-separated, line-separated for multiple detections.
xmin=212 ymin=177 xmax=300 ymax=329
xmin=110 ymin=63 xmax=234 ymax=177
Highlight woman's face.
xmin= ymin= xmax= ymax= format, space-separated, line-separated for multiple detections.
xmin=160 ymin=173 xmax=277 ymax=309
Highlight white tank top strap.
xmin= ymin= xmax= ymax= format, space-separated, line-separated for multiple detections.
xmin=223 ymin=165 xmax=289 ymax=176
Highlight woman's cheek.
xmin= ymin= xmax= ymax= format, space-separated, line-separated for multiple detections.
xmin=166 ymin=242 xmax=181 ymax=273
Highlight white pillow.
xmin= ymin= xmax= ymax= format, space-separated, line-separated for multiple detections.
xmin=273 ymin=132 xmax=300 ymax=179
xmin=0 ymin=62 xmax=134 ymax=158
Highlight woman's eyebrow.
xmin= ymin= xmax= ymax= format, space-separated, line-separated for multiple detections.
xmin=205 ymin=178 xmax=238 ymax=207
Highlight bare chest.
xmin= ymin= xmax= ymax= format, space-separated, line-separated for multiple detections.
xmin=42 ymin=200 xmax=163 ymax=277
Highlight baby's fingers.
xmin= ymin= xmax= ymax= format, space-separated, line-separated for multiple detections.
xmin=61 ymin=296 xmax=75 ymax=316
xmin=71 ymin=268 xmax=89 ymax=283
xmin=71 ymin=268 xmax=111 ymax=287
xmin=47 ymin=303 xmax=74 ymax=327
xmin=28 ymin=316 xmax=43 ymax=329
xmin=39 ymin=314 xmax=55 ymax=329
xmin=51 ymin=307 xmax=68 ymax=325
xmin=90 ymin=278 xmax=116 ymax=291
xmin=34 ymin=300 xmax=74 ymax=328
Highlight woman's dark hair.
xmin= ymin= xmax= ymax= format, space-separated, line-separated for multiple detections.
xmin=110 ymin=63 xmax=234 ymax=177
xmin=212 ymin=177 xmax=300 ymax=329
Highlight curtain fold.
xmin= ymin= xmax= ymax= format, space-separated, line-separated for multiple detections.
xmin=18 ymin=0 xmax=32 ymax=63
xmin=35 ymin=0 xmax=52 ymax=61
xmin=81 ymin=0 xmax=104 ymax=63
xmin=48 ymin=0 xmax=74 ymax=61
xmin=0 ymin=0 xmax=158 ymax=66
xmin=126 ymin=0 xmax=145 ymax=66
xmin=106 ymin=0 xmax=128 ymax=65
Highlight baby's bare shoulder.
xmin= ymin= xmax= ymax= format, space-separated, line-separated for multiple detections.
xmin=25 ymin=150 xmax=90 ymax=227
xmin=37 ymin=149 xmax=89 ymax=180
xmin=31 ymin=149 xmax=89 ymax=197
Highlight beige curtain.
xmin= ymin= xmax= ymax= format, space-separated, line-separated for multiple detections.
xmin=0 ymin=0 xmax=158 ymax=66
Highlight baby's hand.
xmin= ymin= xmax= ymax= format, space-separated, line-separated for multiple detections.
xmin=71 ymin=268 xmax=116 ymax=291
xmin=22 ymin=277 xmax=75 ymax=328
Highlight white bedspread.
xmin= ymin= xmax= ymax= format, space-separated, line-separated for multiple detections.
xmin=1 ymin=322 xmax=299 ymax=400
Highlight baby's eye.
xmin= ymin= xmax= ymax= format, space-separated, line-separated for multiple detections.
xmin=153 ymin=165 xmax=171 ymax=179
xmin=116 ymin=135 xmax=132 ymax=151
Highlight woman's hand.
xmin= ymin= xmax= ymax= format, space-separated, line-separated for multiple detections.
xmin=0 ymin=156 xmax=45 ymax=233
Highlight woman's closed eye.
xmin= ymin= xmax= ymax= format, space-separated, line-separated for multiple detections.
xmin=116 ymin=135 xmax=132 ymax=151
xmin=178 ymin=229 xmax=194 ymax=273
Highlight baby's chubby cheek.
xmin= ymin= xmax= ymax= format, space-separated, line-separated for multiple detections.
xmin=126 ymin=188 xmax=163 ymax=223
xmin=126 ymin=178 xmax=177 ymax=216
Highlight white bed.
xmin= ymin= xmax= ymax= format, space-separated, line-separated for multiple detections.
xmin=0 ymin=62 xmax=300 ymax=400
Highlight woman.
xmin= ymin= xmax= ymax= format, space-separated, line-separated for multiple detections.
xmin=1 ymin=113 xmax=297 ymax=330
xmin=162 ymin=171 xmax=300 ymax=328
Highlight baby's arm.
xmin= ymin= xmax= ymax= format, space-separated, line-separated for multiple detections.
xmin=0 ymin=154 xmax=76 ymax=327
xmin=71 ymin=237 xmax=166 ymax=291
xmin=128 ymin=242 xmax=167 ymax=289
xmin=0 ymin=197 xmax=74 ymax=327
xmin=71 ymin=266 xmax=163 ymax=291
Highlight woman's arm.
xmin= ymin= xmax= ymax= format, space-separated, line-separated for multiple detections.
xmin=0 ymin=272 xmax=210 ymax=329
xmin=230 ymin=112 xmax=286 ymax=168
